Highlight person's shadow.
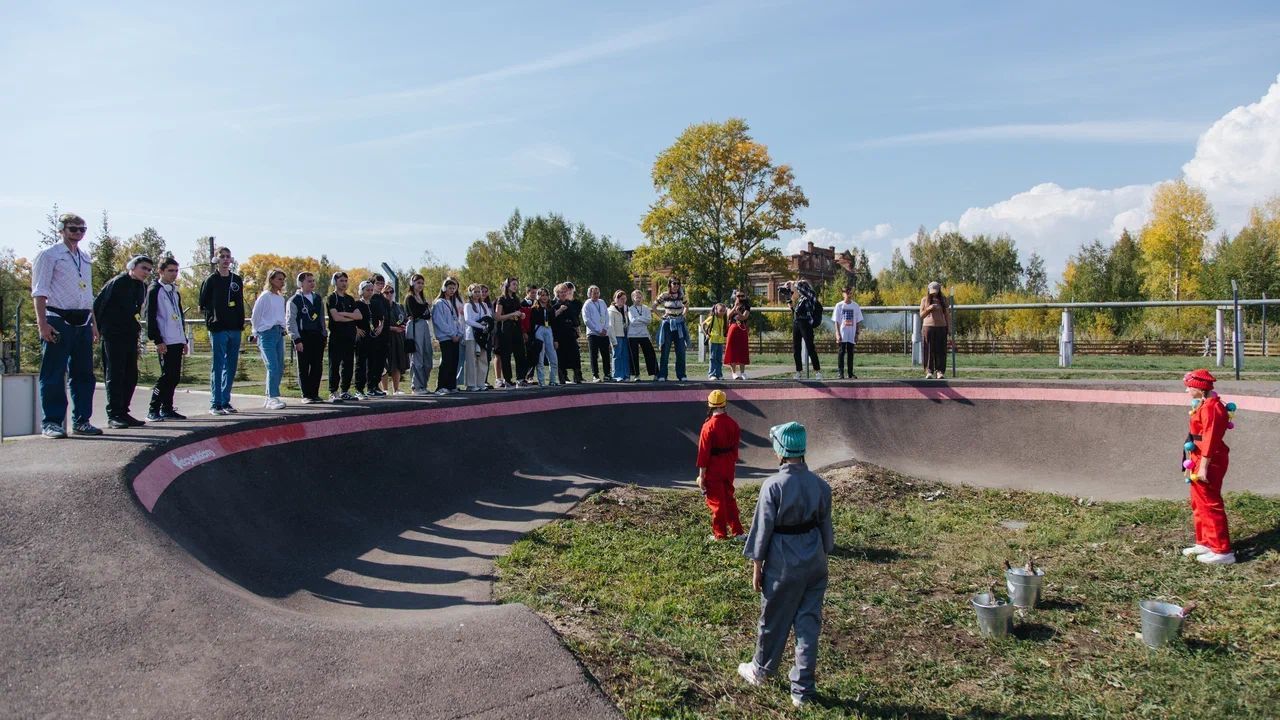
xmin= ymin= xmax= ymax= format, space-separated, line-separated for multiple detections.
xmin=1233 ymin=523 xmax=1280 ymax=563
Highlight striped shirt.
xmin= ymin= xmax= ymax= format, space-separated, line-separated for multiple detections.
xmin=656 ymin=291 xmax=685 ymax=319
xmin=31 ymin=242 xmax=94 ymax=314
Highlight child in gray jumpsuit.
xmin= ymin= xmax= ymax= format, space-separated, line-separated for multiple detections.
xmin=737 ymin=421 xmax=835 ymax=707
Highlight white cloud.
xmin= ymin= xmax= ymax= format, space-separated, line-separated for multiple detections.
xmin=342 ymin=117 xmax=516 ymax=150
xmin=852 ymin=120 xmax=1207 ymax=149
xmin=785 ymin=223 xmax=894 ymax=256
xmin=1183 ymin=73 xmax=1280 ymax=231
xmin=511 ymin=143 xmax=576 ymax=175
xmin=916 ymin=73 xmax=1280 ymax=275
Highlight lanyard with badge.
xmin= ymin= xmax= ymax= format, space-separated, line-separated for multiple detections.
xmin=69 ymin=247 xmax=87 ymax=290
xmin=164 ymin=284 xmax=181 ymax=321
xmin=301 ymin=294 xmax=318 ymax=322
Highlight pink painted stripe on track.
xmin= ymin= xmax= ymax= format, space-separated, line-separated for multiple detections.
xmin=131 ymin=386 xmax=1280 ymax=512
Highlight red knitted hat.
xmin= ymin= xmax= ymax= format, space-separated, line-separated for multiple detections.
xmin=1183 ymin=368 xmax=1216 ymax=391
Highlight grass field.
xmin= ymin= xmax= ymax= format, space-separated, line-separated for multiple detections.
xmin=495 ymin=464 xmax=1280 ymax=719
xmin=128 ymin=349 xmax=1280 ymax=400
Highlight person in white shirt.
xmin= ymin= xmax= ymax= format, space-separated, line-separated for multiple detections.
xmin=31 ymin=212 xmax=102 ymax=437
xmin=145 ymin=258 xmax=189 ymax=421
xmin=581 ymin=285 xmax=611 ymax=382
xmin=462 ymin=283 xmax=493 ymax=391
xmin=607 ymin=290 xmax=631 ymax=382
xmin=831 ymin=286 xmax=864 ymax=380
xmin=626 ymin=290 xmax=657 ymax=381
xmin=251 ymin=269 xmax=289 ymax=409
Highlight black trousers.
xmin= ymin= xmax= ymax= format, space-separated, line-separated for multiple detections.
xmin=101 ymin=334 xmax=139 ymax=419
xmin=587 ymin=334 xmax=611 ymax=378
xmin=628 ymin=337 xmax=657 ymax=377
xmin=837 ymin=342 xmax=857 ymax=377
xmin=297 ymin=331 xmax=326 ymax=399
xmin=436 ymin=339 xmax=460 ymax=390
xmin=791 ymin=322 xmax=820 ymax=372
xmin=496 ymin=323 xmax=526 ymax=381
xmin=149 ymin=343 xmax=184 ymax=412
xmin=555 ymin=330 xmax=582 ymax=382
xmin=925 ymin=325 xmax=948 ymax=375
xmin=355 ymin=334 xmax=387 ymax=393
xmin=328 ymin=332 xmax=355 ymax=393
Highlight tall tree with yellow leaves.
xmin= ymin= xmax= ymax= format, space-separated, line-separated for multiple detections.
xmin=636 ymin=118 xmax=808 ymax=302
xmin=1138 ymin=180 xmax=1216 ymax=302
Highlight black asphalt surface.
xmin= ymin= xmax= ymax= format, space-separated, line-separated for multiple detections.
xmin=2 ymin=378 xmax=1277 ymax=718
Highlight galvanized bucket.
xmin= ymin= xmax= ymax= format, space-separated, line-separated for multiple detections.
xmin=971 ymin=592 xmax=1015 ymax=639
xmin=1138 ymin=600 xmax=1185 ymax=648
xmin=1005 ymin=567 xmax=1045 ymax=608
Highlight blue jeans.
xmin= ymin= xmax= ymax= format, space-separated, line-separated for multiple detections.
xmin=533 ymin=326 xmax=558 ymax=384
xmin=611 ymin=337 xmax=630 ymax=380
xmin=39 ymin=315 xmax=95 ymax=426
xmin=708 ymin=342 xmax=724 ymax=379
xmin=257 ymin=326 xmax=285 ymax=399
xmin=209 ymin=329 xmax=242 ymax=408
xmin=656 ymin=317 xmax=688 ymax=380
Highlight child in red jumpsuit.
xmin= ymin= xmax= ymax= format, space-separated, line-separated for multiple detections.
xmin=697 ymin=389 xmax=745 ymax=541
xmin=1181 ymin=369 xmax=1234 ymax=565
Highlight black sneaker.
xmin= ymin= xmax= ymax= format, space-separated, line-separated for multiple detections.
xmin=162 ymin=409 xmax=187 ymax=420
xmin=340 ymin=392 xmax=356 ymax=401
xmin=108 ymin=417 xmax=130 ymax=429
xmin=72 ymin=421 xmax=104 ymax=436
xmin=146 ymin=411 xmax=165 ymax=422
xmin=123 ymin=414 xmax=146 ymax=427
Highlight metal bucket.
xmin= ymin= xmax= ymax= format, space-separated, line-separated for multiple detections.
xmin=1138 ymin=600 xmax=1185 ymax=648
xmin=971 ymin=592 xmax=1015 ymax=639
xmin=1005 ymin=567 xmax=1045 ymax=608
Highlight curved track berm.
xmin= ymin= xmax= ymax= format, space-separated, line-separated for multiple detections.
xmin=4 ymin=380 xmax=1278 ymax=718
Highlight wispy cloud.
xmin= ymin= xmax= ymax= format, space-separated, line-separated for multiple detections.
xmin=511 ymin=143 xmax=577 ymax=174
xmin=341 ymin=117 xmax=517 ymax=150
xmin=850 ymin=120 xmax=1207 ymax=149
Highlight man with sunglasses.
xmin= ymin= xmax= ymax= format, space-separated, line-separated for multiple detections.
xmin=94 ymin=255 xmax=154 ymax=428
xmin=31 ymin=213 xmax=102 ymax=437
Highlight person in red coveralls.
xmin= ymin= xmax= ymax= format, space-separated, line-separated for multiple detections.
xmin=697 ymin=389 xmax=745 ymax=541
xmin=1181 ymin=369 xmax=1235 ymax=565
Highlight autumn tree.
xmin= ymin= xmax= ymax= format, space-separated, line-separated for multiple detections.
xmin=636 ymin=118 xmax=808 ymax=302
xmin=1139 ymin=180 xmax=1215 ymax=301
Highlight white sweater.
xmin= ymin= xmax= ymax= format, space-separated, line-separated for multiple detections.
xmin=251 ymin=292 xmax=287 ymax=334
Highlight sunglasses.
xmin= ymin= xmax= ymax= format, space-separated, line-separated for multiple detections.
xmin=65 ymin=226 xmax=87 ymax=233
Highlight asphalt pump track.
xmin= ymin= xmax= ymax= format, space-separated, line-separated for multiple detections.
xmin=4 ymin=380 xmax=1279 ymax=718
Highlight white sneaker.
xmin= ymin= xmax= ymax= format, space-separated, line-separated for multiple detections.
xmin=1196 ymin=551 xmax=1236 ymax=565
xmin=266 ymin=398 xmax=287 ymax=410
xmin=737 ymin=662 xmax=765 ymax=686
xmin=814 ymin=372 xmax=822 ymax=380
xmin=793 ymin=372 xmax=802 ymax=380
xmin=1181 ymin=544 xmax=1212 ymax=557
xmin=791 ymin=694 xmax=809 ymax=708
xmin=741 ymin=371 xmax=748 ymax=380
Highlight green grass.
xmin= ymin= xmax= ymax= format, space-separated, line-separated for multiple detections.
xmin=132 ymin=349 xmax=1279 ymax=399
xmin=495 ymin=465 xmax=1280 ymax=719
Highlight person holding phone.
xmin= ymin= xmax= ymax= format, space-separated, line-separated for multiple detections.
xmin=919 ymin=281 xmax=949 ymax=379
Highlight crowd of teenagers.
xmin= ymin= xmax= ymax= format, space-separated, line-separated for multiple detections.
xmin=31 ymin=214 xmax=953 ymax=435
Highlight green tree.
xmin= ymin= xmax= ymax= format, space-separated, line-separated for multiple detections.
xmin=1106 ymin=229 xmax=1144 ymax=332
xmin=637 ymin=118 xmax=808 ymax=301
xmin=90 ymin=211 xmax=122 ymax=290
xmin=416 ymin=251 xmax=461 ymax=298
xmin=1021 ymin=252 xmax=1048 ymax=297
xmin=1202 ymin=226 xmax=1280 ymax=300
xmin=37 ymin=203 xmax=62 ymax=247
xmin=122 ymin=227 xmax=169 ymax=266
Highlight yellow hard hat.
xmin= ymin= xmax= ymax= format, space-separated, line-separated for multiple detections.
xmin=707 ymin=390 xmax=727 ymax=408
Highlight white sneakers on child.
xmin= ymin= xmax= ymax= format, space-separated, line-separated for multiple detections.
xmin=1181 ymin=544 xmax=1211 ymax=557
xmin=737 ymin=662 xmax=765 ymax=686
xmin=1196 ymin=551 xmax=1236 ymax=564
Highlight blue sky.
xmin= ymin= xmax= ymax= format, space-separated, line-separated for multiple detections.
xmin=3 ymin=1 xmax=1279 ymax=278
